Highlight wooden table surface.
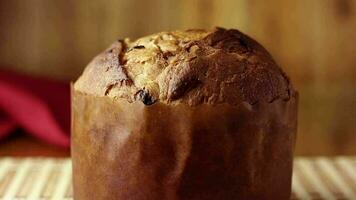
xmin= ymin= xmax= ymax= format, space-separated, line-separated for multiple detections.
xmin=1 ymin=130 xmax=356 ymax=157
xmin=0 ymin=131 xmax=69 ymax=157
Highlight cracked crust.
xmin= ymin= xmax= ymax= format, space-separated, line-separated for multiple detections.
xmin=74 ymin=28 xmax=294 ymax=106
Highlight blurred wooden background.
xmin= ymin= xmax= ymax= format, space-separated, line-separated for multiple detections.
xmin=0 ymin=0 xmax=356 ymax=156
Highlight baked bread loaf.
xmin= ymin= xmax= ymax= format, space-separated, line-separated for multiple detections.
xmin=72 ymin=28 xmax=298 ymax=200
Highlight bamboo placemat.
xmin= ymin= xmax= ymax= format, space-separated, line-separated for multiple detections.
xmin=0 ymin=157 xmax=355 ymax=200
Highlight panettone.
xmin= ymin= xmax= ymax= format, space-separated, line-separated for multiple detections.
xmin=72 ymin=27 xmax=298 ymax=200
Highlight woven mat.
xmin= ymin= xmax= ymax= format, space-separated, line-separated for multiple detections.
xmin=0 ymin=157 xmax=355 ymax=200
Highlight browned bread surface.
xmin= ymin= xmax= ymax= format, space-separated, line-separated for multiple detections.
xmin=74 ymin=28 xmax=293 ymax=105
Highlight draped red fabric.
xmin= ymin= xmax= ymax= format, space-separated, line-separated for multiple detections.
xmin=0 ymin=70 xmax=70 ymax=148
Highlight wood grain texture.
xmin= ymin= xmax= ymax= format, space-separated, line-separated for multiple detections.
xmin=0 ymin=0 xmax=355 ymax=155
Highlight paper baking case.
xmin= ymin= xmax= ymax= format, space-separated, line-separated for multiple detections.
xmin=71 ymin=89 xmax=298 ymax=200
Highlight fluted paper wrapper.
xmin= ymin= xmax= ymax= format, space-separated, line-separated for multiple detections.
xmin=72 ymin=90 xmax=298 ymax=200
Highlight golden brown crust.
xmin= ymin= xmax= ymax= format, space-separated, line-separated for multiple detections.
xmin=74 ymin=28 xmax=293 ymax=106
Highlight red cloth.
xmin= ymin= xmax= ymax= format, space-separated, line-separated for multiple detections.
xmin=0 ymin=70 xmax=70 ymax=148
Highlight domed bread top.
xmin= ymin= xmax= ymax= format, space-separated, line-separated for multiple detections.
xmin=74 ymin=27 xmax=293 ymax=106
